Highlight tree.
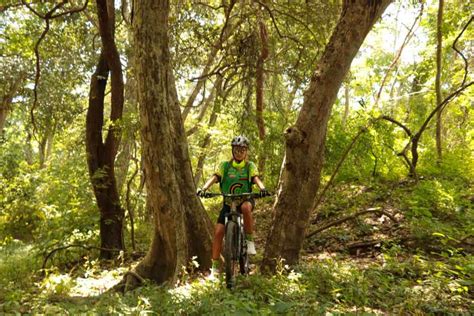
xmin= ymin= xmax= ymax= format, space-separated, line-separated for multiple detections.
xmin=121 ymin=0 xmax=213 ymax=288
xmin=262 ymin=0 xmax=392 ymax=271
xmin=86 ymin=0 xmax=125 ymax=259
xmin=435 ymin=0 xmax=444 ymax=161
xmin=1 ymin=73 xmax=25 ymax=137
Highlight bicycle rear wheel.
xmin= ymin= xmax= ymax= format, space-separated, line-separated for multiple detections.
xmin=224 ymin=221 xmax=238 ymax=289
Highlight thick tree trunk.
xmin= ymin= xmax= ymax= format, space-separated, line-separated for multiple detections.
xmin=86 ymin=0 xmax=125 ymax=259
xmin=131 ymin=0 xmax=213 ymax=285
xmin=87 ymin=53 xmax=125 ymax=259
xmin=262 ymin=0 xmax=392 ymax=271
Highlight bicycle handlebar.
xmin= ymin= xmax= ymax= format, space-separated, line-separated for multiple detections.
xmin=198 ymin=192 xmax=271 ymax=199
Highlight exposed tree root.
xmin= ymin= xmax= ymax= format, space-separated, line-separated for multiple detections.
xmin=112 ymin=270 xmax=146 ymax=293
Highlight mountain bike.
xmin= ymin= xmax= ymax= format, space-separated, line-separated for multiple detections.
xmin=200 ymin=192 xmax=269 ymax=288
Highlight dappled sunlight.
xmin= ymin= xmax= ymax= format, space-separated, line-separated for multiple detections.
xmin=70 ymin=267 xmax=128 ymax=297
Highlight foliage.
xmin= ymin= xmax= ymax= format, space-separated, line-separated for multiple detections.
xmin=0 ymin=0 xmax=473 ymax=314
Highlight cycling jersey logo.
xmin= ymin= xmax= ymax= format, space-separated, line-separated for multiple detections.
xmin=229 ymin=183 xmax=243 ymax=194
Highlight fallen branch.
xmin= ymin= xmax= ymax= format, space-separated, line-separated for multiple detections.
xmin=347 ymin=239 xmax=383 ymax=249
xmin=306 ymin=208 xmax=397 ymax=239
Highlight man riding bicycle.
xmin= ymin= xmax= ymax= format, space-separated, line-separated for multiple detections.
xmin=197 ymin=135 xmax=268 ymax=275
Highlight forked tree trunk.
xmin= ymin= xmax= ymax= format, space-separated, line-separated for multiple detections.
xmin=262 ymin=0 xmax=392 ymax=271
xmin=87 ymin=52 xmax=125 ymax=259
xmin=130 ymin=0 xmax=213 ymax=285
xmin=86 ymin=0 xmax=125 ymax=259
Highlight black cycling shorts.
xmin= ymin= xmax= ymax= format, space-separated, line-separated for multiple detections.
xmin=217 ymin=199 xmax=255 ymax=225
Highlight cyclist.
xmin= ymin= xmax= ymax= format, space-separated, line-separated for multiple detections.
xmin=197 ymin=135 xmax=268 ymax=275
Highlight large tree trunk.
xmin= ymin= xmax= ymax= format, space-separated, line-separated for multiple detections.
xmin=131 ymin=0 xmax=213 ymax=285
xmin=86 ymin=0 xmax=125 ymax=259
xmin=262 ymin=0 xmax=392 ymax=271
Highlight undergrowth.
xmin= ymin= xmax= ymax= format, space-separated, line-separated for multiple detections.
xmin=1 ymin=246 xmax=472 ymax=314
xmin=0 ymin=175 xmax=472 ymax=314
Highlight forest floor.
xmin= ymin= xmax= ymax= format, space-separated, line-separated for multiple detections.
xmin=1 ymin=178 xmax=473 ymax=314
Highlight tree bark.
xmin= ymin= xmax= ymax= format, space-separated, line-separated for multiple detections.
xmin=1 ymin=74 xmax=24 ymax=137
xmin=435 ymin=0 xmax=444 ymax=161
xmin=131 ymin=0 xmax=213 ymax=285
xmin=262 ymin=0 xmax=392 ymax=271
xmin=86 ymin=0 xmax=125 ymax=259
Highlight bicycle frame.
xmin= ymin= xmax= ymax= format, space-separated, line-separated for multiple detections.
xmin=199 ymin=192 xmax=269 ymax=288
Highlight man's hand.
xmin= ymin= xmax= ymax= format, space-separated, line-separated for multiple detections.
xmin=196 ymin=188 xmax=207 ymax=197
xmin=259 ymin=188 xmax=270 ymax=198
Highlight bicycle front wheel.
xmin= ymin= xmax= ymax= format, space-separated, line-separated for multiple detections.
xmin=239 ymin=228 xmax=249 ymax=275
xmin=224 ymin=221 xmax=238 ymax=289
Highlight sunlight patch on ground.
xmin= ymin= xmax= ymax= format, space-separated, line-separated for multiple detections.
xmin=69 ymin=267 xmax=128 ymax=296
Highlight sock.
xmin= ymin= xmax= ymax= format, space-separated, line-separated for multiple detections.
xmin=246 ymin=234 xmax=254 ymax=241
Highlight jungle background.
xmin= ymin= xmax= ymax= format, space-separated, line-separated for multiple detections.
xmin=0 ymin=0 xmax=473 ymax=314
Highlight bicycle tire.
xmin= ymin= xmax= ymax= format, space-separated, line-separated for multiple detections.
xmin=224 ymin=221 xmax=238 ymax=289
xmin=239 ymin=239 xmax=249 ymax=275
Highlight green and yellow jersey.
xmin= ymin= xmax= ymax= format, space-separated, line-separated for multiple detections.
xmin=214 ymin=160 xmax=258 ymax=204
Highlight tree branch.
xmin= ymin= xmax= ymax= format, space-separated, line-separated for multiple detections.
xmin=306 ymin=208 xmax=397 ymax=239
xmin=50 ymin=0 xmax=90 ymax=19
xmin=374 ymin=2 xmax=423 ymax=107
xmin=451 ymin=16 xmax=473 ymax=89
xmin=414 ymin=81 xmax=473 ymax=142
xmin=380 ymin=115 xmax=412 ymax=136
xmin=21 ymin=0 xmax=89 ymax=134
xmin=255 ymin=0 xmax=321 ymax=47
xmin=310 ymin=125 xmax=369 ymax=214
